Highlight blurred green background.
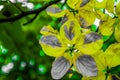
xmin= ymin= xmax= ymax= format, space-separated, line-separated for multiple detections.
xmin=0 ymin=0 xmax=58 ymax=80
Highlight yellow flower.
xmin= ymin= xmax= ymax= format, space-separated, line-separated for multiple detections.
xmin=95 ymin=1 xmax=120 ymax=37
xmin=39 ymin=19 xmax=103 ymax=79
xmin=99 ymin=15 xmax=116 ymax=36
xmin=82 ymin=43 xmax=120 ymax=80
xmin=75 ymin=0 xmax=96 ymax=25
xmin=94 ymin=0 xmax=114 ymax=13
xmin=46 ymin=0 xmax=97 ymax=28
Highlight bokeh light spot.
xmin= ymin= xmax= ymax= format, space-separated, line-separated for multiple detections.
xmin=38 ymin=64 xmax=47 ymax=75
xmin=1 ymin=62 xmax=14 ymax=73
xmin=12 ymin=54 xmax=20 ymax=61
xmin=39 ymin=50 xmax=45 ymax=57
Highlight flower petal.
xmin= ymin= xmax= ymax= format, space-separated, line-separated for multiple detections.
xmin=80 ymin=40 xmax=103 ymax=55
xmin=60 ymin=15 xmax=68 ymax=26
xmin=60 ymin=19 xmax=81 ymax=44
xmin=95 ymin=10 xmax=109 ymax=21
xmin=76 ymin=32 xmax=103 ymax=55
xmin=46 ymin=5 xmax=67 ymax=18
xmin=114 ymin=24 xmax=120 ymax=42
xmin=80 ymin=17 xmax=91 ymax=28
xmin=94 ymin=0 xmax=107 ymax=8
xmin=81 ymin=50 xmax=113 ymax=80
xmin=115 ymin=2 xmax=120 ymax=15
xmin=79 ymin=10 xmax=96 ymax=25
xmin=75 ymin=55 xmax=98 ymax=77
xmin=84 ymin=32 xmax=102 ymax=44
xmin=92 ymin=51 xmax=107 ymax=74
xmin=82 ymin=74 xmax=112 ymax=80
xmin=51 ymin=56 xmax=70 ymax=79
xmin=99 ymin=17 xmax=116 ymax=36
xmin=104 ymin=43 xmax=120 ymax=68
xmin=106 ymin=0 xmax=114 ymax=13
xmin=39 ymin=35 xmax=66 ymax=57
xmin=40 ymin=25 xmax=58 ymax=35
xmin=41 ymin=35 xmax=61 ymax=47
xmin=95 ymin=0 xmax=114 ymax=13
xmin=80 ymin=0 xmax=90 ymax=7
xmin=67 ymin=0 xmax=79 ymax=9
xmin=60 ymin=12 xmax=74 ymax=26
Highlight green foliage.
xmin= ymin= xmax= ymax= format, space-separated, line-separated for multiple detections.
xmin=0 ymin=0 xmax=54 ymax=80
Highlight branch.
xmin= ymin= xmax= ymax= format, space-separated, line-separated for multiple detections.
xmin=0 ymin=0 xmax=61 ymax=23
xmin=23 ymin=13 xmax=39 ymax=25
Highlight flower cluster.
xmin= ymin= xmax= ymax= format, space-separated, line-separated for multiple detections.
xmin=39 ymin=0 xmax=120 ymax=80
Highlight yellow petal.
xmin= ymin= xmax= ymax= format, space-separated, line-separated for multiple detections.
xmin=67 ymin=0 xmax=79 ymax=9
xmin=79 ymin=17 xmax=91 ymax=28
xmin=46 ymin=5 xmax=67 ymax=18
xmin=104 ymin=43 xmax=120 ymax=67
xmin=86 ymin=51 xmax=112 ymax=80
xmin=95 ymin=10 xmax=109 ymax=21
xmin=40 ymin=25 xmax=58 ymax=35
xmin=114 ymin=24 xmax=120 ymax=42
xmin=63 ymin=52 xmax=73 ymax=65
xmin=106 ymin=0 xmax=114 ymax=13
xmin=99 ymin=17 xmax=116 ymax=36
xmin=60 ymin=19 xmax=81 ymax=45
xmin=39 ymin=34 xmax=67 ymax=57
xmin=75 ymin=0 xmax=93 ymax=10
xmin=76 ymin=32 xmax=103 ymax=55
xmin=60 ymin=12 xmax=75 ymax=26
xmin=75 ymin=34 xmax=84 ymax=48
xmin=82 ymin=74 xmax=112 ymax=80
xmin=73 ymin=52 xmax=81 ymax=67
xmin=74 ymin=50 xmax=113 ymax=80
xmin=115 ymin=2 xmax=120 ymax=15
xmin=94 ymin=0 xmax=107 ymax=8
xmin=80 ymin=40 xmax=103 ymax=55
xmin=76 ymin=0 xmax=95 ymax=25
xmin=79 ymin=10 xmax=96 ymax=25
xmin=82 ymin=72 xmax=105 ymax=80
xmin=81 ymin=28 xmax=91 ymax=35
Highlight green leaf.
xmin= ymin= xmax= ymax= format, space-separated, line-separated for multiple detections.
xmin=102 ymin=34 xmax=117 ymax=51
xmin=110 ymin=65 xmax=120 ymax=74
xmin=91 ymin=24 xmax=97 ymax=32
xmin=70 ymin=71 xmax=82 ymax=80
xmin=103 ymin=35 xmax=110 ymax=41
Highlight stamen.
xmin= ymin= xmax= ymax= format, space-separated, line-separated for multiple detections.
xmin=67 ymin=44 xmax=79 ymax=56
xmin=67 ymin=44 xmax=71 ymax=47
xmin=73 ymin=49 xmax=80 ymax=53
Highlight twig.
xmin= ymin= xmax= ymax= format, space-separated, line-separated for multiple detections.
xmin=0 ymin=0 xmax=61 ymax=23
xmin=23 ymin=13 xmax=39 ymax=25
